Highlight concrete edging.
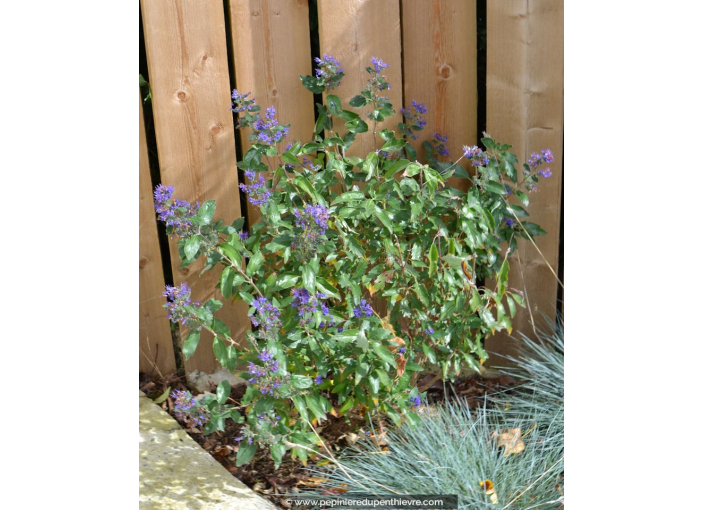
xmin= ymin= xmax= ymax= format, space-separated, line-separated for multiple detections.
xmin=139 ymin=391 xmax=276 ymax=509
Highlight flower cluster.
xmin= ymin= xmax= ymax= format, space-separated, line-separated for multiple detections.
xmin=291 ymin=204 xmax=330 ymax=259
xmin=291 ymin=288 xmax=332 ymax=328
xmin=231 ymin=91 xmax=289 ymax=146
xmin=249 ymin=297 xmax=281 ymax=338
xmin=251 ymin=106 xmax=289 ymax=145
xmin=366 ymin=56 xmax=391 ymax=94
xmin=400 ymin=100 xmax=427 ymax=140
xmin=314 ymin=54 xmax=344 ymax=90
xmin=353 ymin=299 xmax=374 ymax=318
xmin=153 ymin=184 xmax=199 ymax=238
xmin=163 ymin=283 xmax=200 ymax=328
xmin=247 ymin=349 xmax=283 ymax=395
xmin=424 ymin=327 xmax=435 ymax=335
xmin=230 ymin=89 xmax=258 ymax=113
xmin=171 ymin=390 xmax=210 ymax=427
xmin=410 ymin=395 xmax=421 ymax=407
xmin=523 ymin=148 xmax=554 ymax=190
xmin=370 ymin=56 xmax=389 ymax=74
xmin=240 ymin=170 xmax=272 ymax=206
xmin=431 ymin=133 xmax=450 ymax=157
xmin=462 ymin=145 xmax=490 ymax=166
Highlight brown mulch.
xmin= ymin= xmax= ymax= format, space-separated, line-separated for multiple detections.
xmin=139 ymin=371 xmax=517 ymax=509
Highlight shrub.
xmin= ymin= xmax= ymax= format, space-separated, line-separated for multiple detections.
xmin=155 ymin=55 xmax=553 ymax=467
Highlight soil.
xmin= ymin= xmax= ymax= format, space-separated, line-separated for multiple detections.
xmin=139 ymin=371 xmax=517 ymax=509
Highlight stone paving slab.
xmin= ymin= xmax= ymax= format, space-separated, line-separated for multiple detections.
xmin=139 ymin=391 xmax=276 ymax=510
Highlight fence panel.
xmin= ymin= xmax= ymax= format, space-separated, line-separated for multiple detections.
xmin=401 ymin=0 xmax=477 ymax=192
xmin=139 ymin=89 xmax=177 ymax=376
xmin=317 ymin=0 xmax=403 ymax=158
xmin=141 ymin=0 xmax=251 ymax=373
xmin=229 ymin=0 xmax=316 ymax=227
xmin=485 ymin=0 xmax=564 ymax=361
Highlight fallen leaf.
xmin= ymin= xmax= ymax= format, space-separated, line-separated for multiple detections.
xmin=297 ymin=476 xmax=330 ymax=487
xmin=491 ymin=428 xmax=526 ymax=456
xmin=389 ymin=336 xmax=406 ymax=353
xmin=480 ymin=480 xmax=499 ymax=504
xmin=396 ymin=355 xmax=407 ymax=377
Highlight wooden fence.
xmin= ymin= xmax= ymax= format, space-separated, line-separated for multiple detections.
xmin=139 ymin=0 xmax=563 ymax=377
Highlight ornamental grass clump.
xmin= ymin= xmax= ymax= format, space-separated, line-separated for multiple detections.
xmin=300 ymin=319 xmax=564 ymax=509
xmin=154 ymin=56 xmax=553 ymax=467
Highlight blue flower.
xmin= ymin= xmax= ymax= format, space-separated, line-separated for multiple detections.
xmin=353 ymin=299 xmax=374 ymax=318
xmin=410 ymin=396 xmax=421 ymax=407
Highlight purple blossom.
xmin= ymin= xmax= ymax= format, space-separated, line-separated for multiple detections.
xmin=401 ymin=100 xmax=427 ymax=140
xmin=239 ymin=171 xmax=272 ymax=206
xmin=291 ymin=288 xmax=331 ymax=327
xmin=410 ymin=396 xmax=421 ymax=407
xmin=239 ymin=231 xmax=249 ymax=241
xmin=431 ymin=133 xmax=450 ymax=157
xmin=153 ymin=185 xmax=199 ymax=238
xmin=370 ymin=57 xmax=389 ymax=74
xmin=249 ymin=297 xmax=281 ymax=337
xmin=230 ymin=89 xmax=257 ymax=113
xmin=171 ymin=390 xmax=210 ymax=427
xmin=315 ymin=375 xmax=323 ymax=385
xmin=537 ymin=168 xmax=552 ymax=178
xmin=462 ymin=145 xmax=490 ymax=167
xmin=353 ymin=299 xmax=374 ymax=318
xmin=248 ymin=349 xmax=283 ymax=395
xmin=424 ymin=327 xmax=435 ymax=335
xmin=506 ymin=218 xmax=515 ymax=227
xmin=398 ymin=347 xmax=406 ymax=355
xmin=291 ymin=204 xmax=330 ymax=258
xmin=163 ymin=283 xmax=200 ymax=328
xmin=314 ymin=54 xmax=344 ymax=90
xmin=528 ymin=148 xmax=554 ymax=168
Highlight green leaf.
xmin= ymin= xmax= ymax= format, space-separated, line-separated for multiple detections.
xmin=422 ymin=343 xmax=437 ymax=364
xmin=245 ymin=251 xmax=264 ymax=276
xmin=483 ymin=180 xmax=507 ymax=195
xmin=300 ymin=75 xmax=325 ymax=94
xmin=236 ymin=442 xmax=258 ymax=466
xmin=216 ymin=380 xmax=231 ymax=404
xmin=302 ymin=263 xmax=316 ymax=295
xmin=219 ymin=243 xmax=242 ymax=267
xmin=192 ymin=200 xmax=216 ymax=226
xmin=184 ymin=236 xmax=200 ymax=260
xmin=345 ymin=118 xmax=369 ymax=133
xmin=291 ymin=375 xmax=313 ymax=389
xmin=380 ymin=138 xmax=405 ymax=153
xmin=274 ymin=273 xmax=299 ymax=290
xmin=332 ymin=329 xmax=359 ymax=343
xmin=316 ymin=278 xmax=341 ymax=299
xmin=404 ymin=163 xmax=421 ymax=177
xmin=326 ymin=94 xmax=342 ymax=115
xmin=372 ymin=343 xmax=397 ymax=368
xmin=515 ymin=190 xmax=530 ymax=207
xmin=304 ymin=394 xmax=327 ymax=420
xmin=373 ymin=206 xmax=393 ymax=234
xmin=384 ymin=159 xmax=410 ymax=179
xmin=294 ymin=175 xmax=317 ymax=199
xmin=428 ymin=244 xmax=438 ymax=277
xmin=362 ymin=152 xmax=379 ymax=181
xmin=213 ymin=337 xmax=227 ymax=366
xmin=219 ymin=267 xmax=235 ymax=299
xmin=522 ymin=222 xmax=547 ymax=237
xmin=349 ymin=95 xmax=367 ymax=108
xmin=292 ymin=395 xmax=309 ymax=422
xmin=182 ymin=330 xmax=200 ymax=360
xmin=269 ymin=443 xmax=286 ymax=469
xmin=497 ymin=258 xmax=509 ymax=296
xmin=332 ymin=191 xmax=366 ymax=205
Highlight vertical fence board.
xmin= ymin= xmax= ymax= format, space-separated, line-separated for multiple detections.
xmin=485 ymin=0 xmax=563 ymax=361
xmin=317 ymin=0 xmax=403 ymax=158
xmin=229 ymin=0 xmax=315 ymax=227
xmin=139 ymin=89 xmax=177 ymax=376
xmin=401 ymin=0 xmax=477 ymax=191
xmin=141 ymin=0 xmax=250 ymax=374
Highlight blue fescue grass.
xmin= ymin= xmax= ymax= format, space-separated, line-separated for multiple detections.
xmin=299 ymin=318 xmax=564 ymax=509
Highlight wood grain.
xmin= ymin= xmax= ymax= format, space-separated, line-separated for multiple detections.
xmin=139 ymin=89 xmax=177 ymax=376
xmin=228 ymin=0 xmax=316 ymax=226
xmin=402 ymin=0 xmax=477 ymax=191
xmin=142 ymin=0 xmax=251 ymax=373
xmin=484 ymin=0 xmax=563 ymax=362
xmin=317 ymin=0 xmax=403 ymax=158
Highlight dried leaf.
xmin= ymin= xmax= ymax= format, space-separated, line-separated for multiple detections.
xmin=389 ymin=336 xmax=406 ymax=353
xmin=297 ymin=476 xmax=329 ymax=488
xmin=480 ymin=479 xmax=499 ymax=504
xmin=491 ymin=428 xmax=526 ymax=456
xmin=396 ymin=355 xmax=407 ymax=377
